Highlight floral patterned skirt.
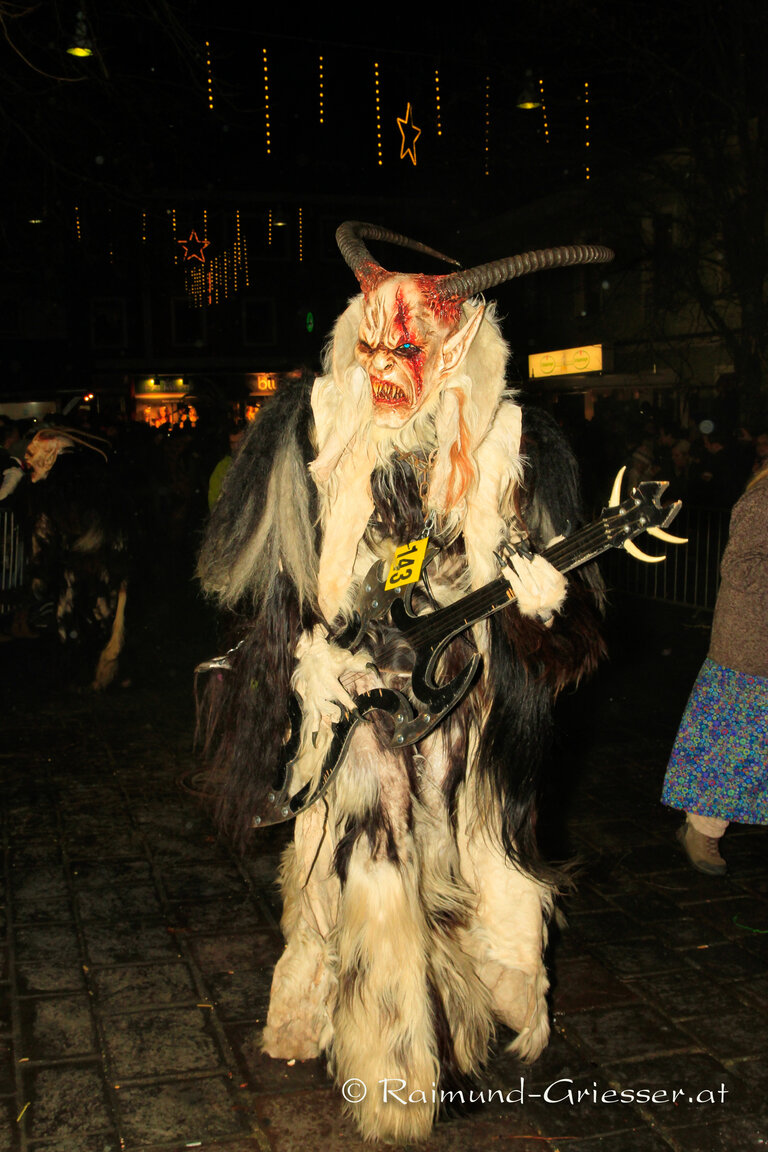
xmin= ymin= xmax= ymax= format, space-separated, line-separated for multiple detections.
xmin=661 ymin=658 xmax=768 ymax=825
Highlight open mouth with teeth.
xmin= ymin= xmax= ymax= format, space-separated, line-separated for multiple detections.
xmin=371 ymin=377 xmax=410 ymax=406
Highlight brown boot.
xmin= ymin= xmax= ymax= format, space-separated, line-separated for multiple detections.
xmin=676 ymin=821 xmax=727 ymax=876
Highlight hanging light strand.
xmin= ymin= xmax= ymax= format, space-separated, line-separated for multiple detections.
xmin=374 ymin=62 xmax=382 ymax=166
xmin=205 ymin=40 xmax=214 ymax=111
xmin=435 ymin=68 xmax=441 ymax=137
xmin=539 ymin=78 xmax=549 ymax=143
xmin=298 ymin=207 xmax=303 ymax=262
xmin=484 ymin=76 xmax=490 ymax=176
xmin=74 ymin=205 xmax=82 ymax=243
xmin=318 ymin=55 xmax=324 ymax=125
xmin=263 ymin=47 xmax=271 ymax=155
xmin=585 ymin=80 xmax=590 ymax=181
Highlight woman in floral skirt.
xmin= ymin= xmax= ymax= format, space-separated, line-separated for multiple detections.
xmin=662 ymin=465 xmax=768 ymax=875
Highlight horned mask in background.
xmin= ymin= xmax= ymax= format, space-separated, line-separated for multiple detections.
xmin=336 ymin=221 xmax=614 ymax=430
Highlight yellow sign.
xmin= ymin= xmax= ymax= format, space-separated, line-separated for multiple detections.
xmin=528 ymin=345 xmax=603 ymax=378
xmin=385 ymin=537 xmax=429 ymax=591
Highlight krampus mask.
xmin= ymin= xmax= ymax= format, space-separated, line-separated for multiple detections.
xmin=336 ymin=221 xmax=613 ymax=430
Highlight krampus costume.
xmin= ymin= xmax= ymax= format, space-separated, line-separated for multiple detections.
xmin=197 ymin=224 xmax=611 ymax=1142
xmin=21 ymin=428 xmax=130 ymax=689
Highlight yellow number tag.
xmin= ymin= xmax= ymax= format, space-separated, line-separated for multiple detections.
xmin=384 ymin=537 xmax=429 ymax=591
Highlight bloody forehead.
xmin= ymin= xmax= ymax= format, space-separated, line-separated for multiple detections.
xmin=361 ymin=273 xmax=464 ymax=333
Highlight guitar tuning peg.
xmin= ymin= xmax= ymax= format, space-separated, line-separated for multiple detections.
xmin=647 ymin=526 xmax=688 ymax=545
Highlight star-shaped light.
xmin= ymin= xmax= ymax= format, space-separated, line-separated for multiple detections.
xmin=397 ymin=103 xmax=421 ymax=166
xmin=177 ymin=231 xmax=211 ymax=263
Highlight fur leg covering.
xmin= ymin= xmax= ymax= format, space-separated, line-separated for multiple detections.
xmin=92 ymin=581 xmax=128 ymax=691
xmin=263 ymin=805 xmax=337 ymax=1060
xmin=330 ymin=834 xmax=439 ymax=1142
xmin=457 ymin=795 xmax=553 ymax=1062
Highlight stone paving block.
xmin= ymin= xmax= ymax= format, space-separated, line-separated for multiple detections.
xmin=553 ymin=1129 xmax=679 ymax=1151
xmin=567 ymin=911 xmax=643 ymax=944
xmin=82 ymin=922 xmax=182 ymax=966
xmin=10 ymin=864 xmax=68 ymax=901
xmin=561 ymin=884 xmax=612 ymax=914
xmin=228 ymin=1024 xmax=329 ymax=1094
xmin=647 ymin=916 xmax=727 ymax=950
xmin=22 ymin=994 xmax=96 ymax=1060
xmin=207 ymin=969 xmax=272 ymax=1022
xmin=6 ymin=842 xmax=63 ymax=868
xmin=603 ymin=1051 xmax=738 ymax=1126
xmin=677 ymin=1005 xmax=768 ymax=1062
xmin=685 ymin=941 xmax=768 ymax=981
xmin=585 ymin=937 xmax=690 ymax=979
xmin=736 ymin=973 xmax=768 ymax=1008
xmin=169 ymin=896 xmax=269 ymax=934
xmin=12 ymin=896 xmax=74 ymax=926
xmin=560 ymin=1003 xmax=695 ymax=1064
xmin=94 ymin=962 xmax=198 ymax=1009
xmin=191 ymin=931 xmax=283 ymax=975
xmin=64 ymin=830 xmax=145 ymax=859
xmin=0 ymin=1037 xmax=13 ymax=1095
xmin=75 ymin=883 xmax=163 ymax=923
xmin=491 ymin=1025 xmax=589 ymax=1090
xmin=681 ymin=894 xmax=768 ymax=938
xmin=116 ymin=1075 xmax=253 ymax=1146
xmin=494 ymin=1075 xmax=648 ymax=1141
xmin=576 ymin=820 xmax=663 ymax=852
xmin=661 ymin=1112 xmax=768 ymax=1150
xmin=69 ymin=860 xmax=154 ymax=888
xmin=0 ymin=1098 xmax=17 ymax=1152
xmin=102 ymin=1008 xmax=225 ymax=1079
xmin=630 ymin=969 xmax=749 ymax=1021
xmin=15 ymin=924 xmax=85 ymax=994
xmin=160 ymin=863 xmax=248 ymax=902
xmin=550 ymin=956 xmax=639 ymax=1014
xmin=615 ymin=843 xmax=689 ymax=875
xmin=21 ymin=1062 xmax=113 ymax=1144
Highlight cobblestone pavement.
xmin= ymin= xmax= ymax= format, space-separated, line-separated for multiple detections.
xmin=2 ymin=590 xmax=768 ymax=1152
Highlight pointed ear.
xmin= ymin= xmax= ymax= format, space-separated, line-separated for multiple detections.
xmin=437 ymin=303 xmax=485 ymax=378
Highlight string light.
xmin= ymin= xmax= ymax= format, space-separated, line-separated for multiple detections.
xmin=318 ymin=56 xmax=324 ymax=125
xmin=203 ymin=208 xmax=208 ymax=242
xmin=268 ymin=208 xmax=272 ymax=247
xmin=263 ymin=47 xmax=271 ymax=155
xmin=539 ymin=78 xmax=549 ymax=143
xmin=205 ymin=41 xmax=214 ymax=111
xmin=435 ymin=69 xmax=441 ymax=137
xmin=234 ymin=209 xmax=241 ymax=293
xmin=184 ymin=211 xmax=249 ymax=308
xmin=171 ymin=208 xmax=178 ymax=263
xmin=585 ymin=80 xmax=590 ymax=181
xmin=74 ymin=205 xmax=82 ymax=243
xmin=141 ymin=211 xmax=147 ymax=244
xmin=298 ymin=207 xmax=303 ymax=262
xmin=374 ymin=62 xmax=382 ymax=166
xmin=484 ymin=75 xmax=490 ymax=176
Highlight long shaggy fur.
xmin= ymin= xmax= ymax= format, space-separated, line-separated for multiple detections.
xmin=197 ymin=295 xmax=604 ymax=1144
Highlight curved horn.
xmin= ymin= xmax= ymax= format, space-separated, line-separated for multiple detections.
xmin=435 ymin=244 xmax=614 ymax=300
xmin=336 ymin=221 xmax=461 ymax=287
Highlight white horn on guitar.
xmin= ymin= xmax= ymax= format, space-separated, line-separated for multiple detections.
xmin=647 ymin=525 xmax=688 ymax=545
xmin=623 ymin=538 xmax=665 ymax=564
xmin=609 ymin=465 xmax=626 ymax=506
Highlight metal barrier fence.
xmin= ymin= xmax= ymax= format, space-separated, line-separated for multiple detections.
xmin=0 ymin=507 xmax=26 ymax=614
xmin=600 ymin=505 xmax=730 ymax=611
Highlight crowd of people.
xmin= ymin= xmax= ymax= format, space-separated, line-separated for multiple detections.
xmin=0 ymin=410 xmax=242 ymax=685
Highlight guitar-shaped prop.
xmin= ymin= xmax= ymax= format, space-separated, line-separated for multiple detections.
xmin=194 ymin=469 xmax=685 ymax=826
